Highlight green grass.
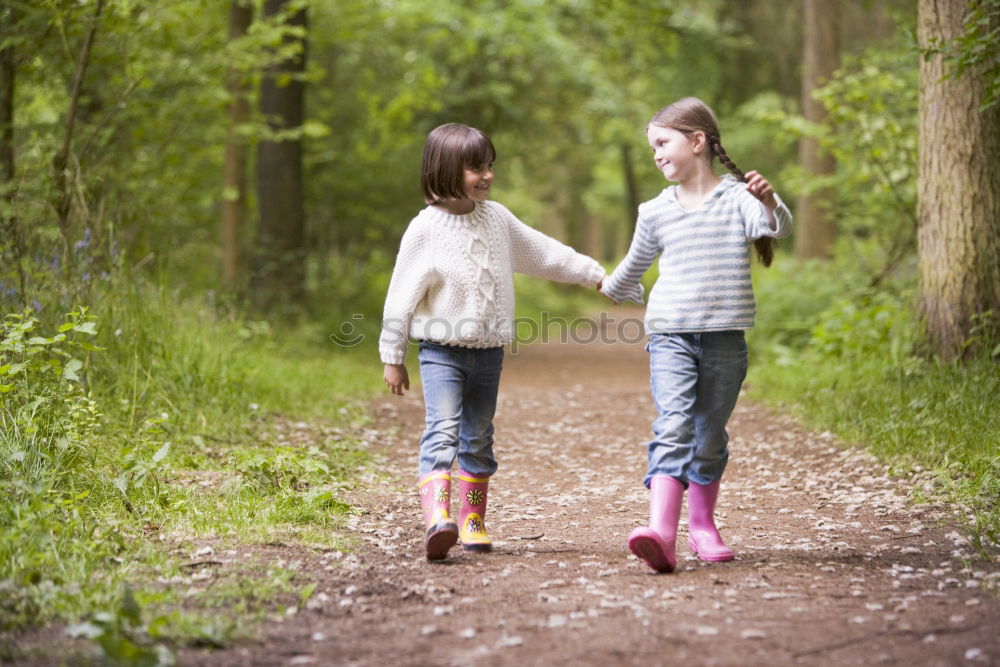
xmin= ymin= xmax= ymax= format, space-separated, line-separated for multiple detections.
xmin=747 ymin=257 xmax=1000 ymax=557
xmin=0 ymin=284 xmax=383 ymax=660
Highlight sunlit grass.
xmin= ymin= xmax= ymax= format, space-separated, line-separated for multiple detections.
xmin=747 ymin=257 xmax=1000 ymax=556
xmin=0 ymin=285 xmax=383 ymax=657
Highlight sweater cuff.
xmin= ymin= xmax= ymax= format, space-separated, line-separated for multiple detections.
xmin=601 ymin=277 xmax=645 ymax=304
xmin=586 ymin=264 xmax=606 ymax=287
xmin=380 ymin=347 xmax=407 ymax=365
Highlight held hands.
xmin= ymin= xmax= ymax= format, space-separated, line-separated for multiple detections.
xmin=597 ymin=277 xmax=615 ymax=303
xmin=384 ymin=363 xmax=409 ymax=396
xmin=744 ymin=170 xmax=777 ymax=210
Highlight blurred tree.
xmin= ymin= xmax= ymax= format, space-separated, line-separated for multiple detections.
xmin=254 ymin=0 xmax=308 ymax=307
xmin=52 ymin=0 xmax=104 ymax=275
xmin=795 ymin=0 xmax=840 ymax=260
xmin=917 ymin=0 xmax=1000 ymax=360
xmin=221 ymin=0 xmax=253 ymax=293
xmin=0 ymin=2 xmax=20 ymax=302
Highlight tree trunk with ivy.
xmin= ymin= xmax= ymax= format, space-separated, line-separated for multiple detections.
xmin=917 ymin=0 xmax=1000 ymax=360
xmin=794 ymin=0 xmax=839 ymax=261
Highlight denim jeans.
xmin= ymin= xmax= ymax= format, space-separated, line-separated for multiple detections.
xmin=644 ymin=331 xmax=748 ymax=488
xmin=417 ymin=341 xmax=504 ymax=478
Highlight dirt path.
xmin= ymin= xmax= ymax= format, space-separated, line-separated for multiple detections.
xmin=191 ymin=324 xmax=999 ymax=666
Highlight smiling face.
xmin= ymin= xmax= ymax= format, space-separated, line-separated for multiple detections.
xmin=462 ymin=162 xmax=494 ymax=202
xmin=647 ymin=125 xmax=704 ymax=182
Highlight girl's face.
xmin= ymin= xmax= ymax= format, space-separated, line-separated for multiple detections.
xmin=462 ymin=161 xmax=494 ymax=202
xmin=647 ymin=125 xmax=704 ymax=182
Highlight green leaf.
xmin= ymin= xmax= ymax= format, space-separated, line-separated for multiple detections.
xmin=57 ymin=323 xmax=74 ymax=333
xmin=63 ymin=358 xmax=83 ymax=382
xmin=73 ymin=321 xmax=98 ymax=335
xmin=120 ymin=585 xmax=143 ymax=627
xmin=152 ymin=441 xmax=171 ymax=464
xmin=298 ymin=582 xmax=317 ymax=605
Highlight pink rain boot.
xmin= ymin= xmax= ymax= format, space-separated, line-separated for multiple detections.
xmin=687 ymin=480 xmax=734 ymax=562
xmin=418 ymin=471 xmax=458 ymax=561
xmin=627 ymin=475 xmax=684 ymax=573
xmin=457 ymin=471 xmax=492 ymax=553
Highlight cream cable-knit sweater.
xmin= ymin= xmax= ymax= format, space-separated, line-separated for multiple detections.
xmin=379 ymin=201 xmax=605 ymax=364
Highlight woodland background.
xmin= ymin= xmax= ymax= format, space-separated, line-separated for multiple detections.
xmin=1 ymin=0 xmax=998 ymax=661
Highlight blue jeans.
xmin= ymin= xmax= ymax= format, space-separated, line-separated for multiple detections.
xmin=644 ymin=331 xmax=748 ymax=488
xmin=417 ymin=341 xmax=504 ymax=478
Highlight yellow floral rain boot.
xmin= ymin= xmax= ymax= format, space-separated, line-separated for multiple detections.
xmin=457 ymin=471 xmax=492 ymax=553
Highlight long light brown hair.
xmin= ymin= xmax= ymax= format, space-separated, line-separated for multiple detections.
xmin=649 ymin=98 xmax=774 ymax=267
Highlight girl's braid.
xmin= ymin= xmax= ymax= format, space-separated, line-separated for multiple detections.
xmin=709 ymin=135 xmax=774 ymax=268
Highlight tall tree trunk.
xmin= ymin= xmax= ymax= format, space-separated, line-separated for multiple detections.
xmin=917 ymin=0 xmax=1000 ymax=360
xmin=794 ymin=0 xmax=840 ymax=260
xmin=221 ymin=0 xmax=252 ymax=292
xmin=621 ymin=143 xmax=639 ymax=224
xmin=1 ymin=3 xmax=25 ymax=304
xmin=254 ymin=0 xmax=307 ymax=307
xmin=52 ymin=0 xmax=104 ymax=276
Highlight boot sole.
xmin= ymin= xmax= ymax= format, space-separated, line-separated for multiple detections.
xmin=628 ymin=529 xmax=676 ymax=573
xmin=425 ymin=522 xmax=458 ymax=561
xmin=461 ymin=542 xmax=492 ymax=553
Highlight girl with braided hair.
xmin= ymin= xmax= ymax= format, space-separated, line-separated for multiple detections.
xmin=600 ymin=97 xmax=792 ymax=573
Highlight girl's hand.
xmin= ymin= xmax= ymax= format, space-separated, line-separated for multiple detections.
xmin=596 ymin=279 xmax=616 ymax=302
xmin=744 ymin=170 xmax=777 ymax=210
xmin=384 ymin=363 xmax=409 ymax=396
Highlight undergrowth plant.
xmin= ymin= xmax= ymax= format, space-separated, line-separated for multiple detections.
xmin=0 ymin=287 xmax=382 ymax=660
xmin=747 ymin=258 xmax=1000 ymax=558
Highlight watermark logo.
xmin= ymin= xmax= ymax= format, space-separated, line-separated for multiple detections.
xmin=329 ymin=312 xmax=649 ymax=353
xmin=329 ymin=313 xmax=366 ymax=347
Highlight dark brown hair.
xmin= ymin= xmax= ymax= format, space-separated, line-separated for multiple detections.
xmin=649 ymin=97 xmax=774 ymax=267
xmin=420 ymin=123 xmax=496 ymax=204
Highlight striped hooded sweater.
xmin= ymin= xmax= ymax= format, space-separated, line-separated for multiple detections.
xmin=601 ymin=175 xmax=792 ymax=333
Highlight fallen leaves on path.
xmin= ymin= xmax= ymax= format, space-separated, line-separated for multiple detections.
xmin=180 ymin=338 xmax=999 ymax=666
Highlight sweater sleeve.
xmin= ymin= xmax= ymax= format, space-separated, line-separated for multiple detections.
xmin=504 ymin=207 xmax=605 ymax=287
xmin=599 ymin=212 xmax=656 ymax=304
xmin=741 ymin=191 xmax=793 ymax=240
xmin=379 ymin=220 xmax=434 ymax=365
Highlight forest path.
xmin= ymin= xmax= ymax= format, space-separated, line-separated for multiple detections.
xmin=196 ymin=316 xmax=998 ymax=666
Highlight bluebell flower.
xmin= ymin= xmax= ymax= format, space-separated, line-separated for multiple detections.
xmin=74 ymin=228 xmax=91 ymax=251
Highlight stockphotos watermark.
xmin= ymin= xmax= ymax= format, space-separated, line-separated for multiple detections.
xmin=329 ymin=312 xmax=648 ymax=353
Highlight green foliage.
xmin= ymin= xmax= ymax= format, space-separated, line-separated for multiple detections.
xmin=750 ymin=34 xmax=919 ymax=279
xmin=749 ymin=259 xmax=1000 ymax=557
xmin=924 ymin=0 xmax=1000 ymax=110
xmin=65 ymin=586 xmax=175 ymax=666
xmin=0 ymin=285 xmax=380 ymax=653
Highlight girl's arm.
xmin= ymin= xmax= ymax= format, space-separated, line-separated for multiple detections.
xmin=505 ymin=209 xmax=605 ymax=287
xmin=379 ymin=222 xmax=434 ymax=366
xmin=741 ymin=170 xmax=792 ymax=239
xmin=599 ymin=213 xmax=656 ymax=304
